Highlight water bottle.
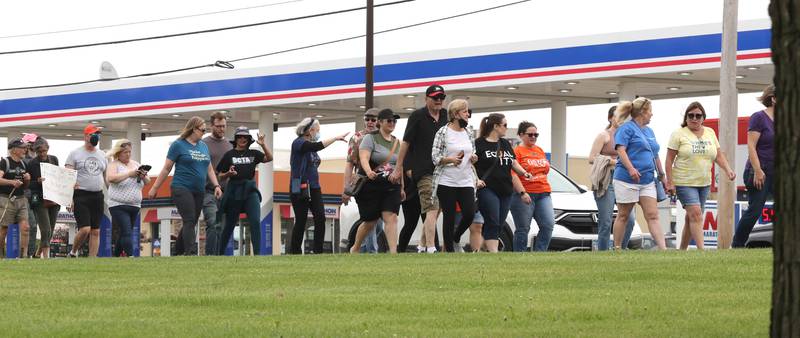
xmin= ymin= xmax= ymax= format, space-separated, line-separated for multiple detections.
xmin=153 ymin=238 xmax=161 ymax=257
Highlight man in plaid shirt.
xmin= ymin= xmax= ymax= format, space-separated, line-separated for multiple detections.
xmin=343 ymin=108 xmax=382 ymax=252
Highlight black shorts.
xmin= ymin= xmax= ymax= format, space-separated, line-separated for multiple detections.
xmin=73 ymin=190 xmax=104 ymax=229
xmin=355 ymin=180 xmax=402 ymax=222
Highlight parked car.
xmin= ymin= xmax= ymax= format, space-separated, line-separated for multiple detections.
xmin=339 ymin=168 xmax=653 ymax=252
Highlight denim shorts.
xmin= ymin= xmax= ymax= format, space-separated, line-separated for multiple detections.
xmin=675 ymin=185 xmax=710 ymax=208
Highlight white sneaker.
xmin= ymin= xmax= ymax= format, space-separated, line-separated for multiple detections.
xmin=417 ymin=245 xmax=426 ymax=253
xmin=426 ymin=246 xmax=437 ymax=254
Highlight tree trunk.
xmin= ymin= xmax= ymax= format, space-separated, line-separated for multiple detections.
xmin=770 ymin=1 xmax=800 ymax=336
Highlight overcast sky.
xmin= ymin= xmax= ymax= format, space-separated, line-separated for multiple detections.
xmin=0 ymin=0 xmax=772 ymax=172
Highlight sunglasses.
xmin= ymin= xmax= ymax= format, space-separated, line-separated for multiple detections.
xmin=235 ymin=135 xmax=250 ymax=139
xmin=195 ymin=127 xmax=207 ymax=133
xmin=364 ymin=117 xmax=377 ymax=122
xmin=498 ymin=123 xmax=508 ymax=128
xmin=526 ymin=133 xmax=540 ymax=138
xmin=430 ymin=95 xmax=446 ymax=101
xmin=686 ymin=113 xmax=704 ymax=120
xmin=383 ymin=119 xmax=397 ymax=124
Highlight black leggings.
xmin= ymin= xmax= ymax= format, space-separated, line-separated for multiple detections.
xmin=289 ymin=188 xmax=326 ymax=254
xmin=436 ymin=186 xmax=475 ymax=252
xmin=172 ymin=187 xmax=204 ymax=256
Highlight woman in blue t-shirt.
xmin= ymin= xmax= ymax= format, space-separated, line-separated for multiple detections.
xmin=612 ymin=98 xmax=667 ymax=250
xmin=288 ymin=118 xmax=349 ymax=254
xmin=148 ymin=116 xmax=223 ymax=255
xmin=733 ymin=85 xmax=776 ymax=247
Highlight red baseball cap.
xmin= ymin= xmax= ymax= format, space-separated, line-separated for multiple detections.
xmin=84 ymin=124 xmax=101 ymax=135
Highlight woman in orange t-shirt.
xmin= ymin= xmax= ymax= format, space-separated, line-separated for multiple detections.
xmin=509 ymin=121 xmax=555 ymax=252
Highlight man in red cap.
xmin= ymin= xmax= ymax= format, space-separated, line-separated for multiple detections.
xmin=392 ymin=84 xmax=448 ymax=253
xmin=65 ymin=124 xmax=108 ymax=257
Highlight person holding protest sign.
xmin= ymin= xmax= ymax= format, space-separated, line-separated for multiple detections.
xmin=28 ymin=137 xmax=60 ymax=259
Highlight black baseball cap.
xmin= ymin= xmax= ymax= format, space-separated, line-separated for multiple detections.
xmin=426 ymin=84 xmax=446 ymax=98
xmin=377 ymin=109 xmax=400 ymax=121
xmin=8 ymin=138 xmax=26 ymax=149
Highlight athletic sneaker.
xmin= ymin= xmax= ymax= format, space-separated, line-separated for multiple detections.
xmin=67 ymin=252 xmax=78 ymax=258
xmin=426 ymin=246 xmax=437 ymax=254
xmin=417 ymin=245 xmax=426 ymax=253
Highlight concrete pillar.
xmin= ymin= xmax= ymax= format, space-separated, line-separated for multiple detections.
xmin=100 ymin=133 xmax=112 ymax=153
xmin=126 ymin=123 xmax=142 ymax=162
xmin=258 ymin=112 xmax=275 ymax=255
xmin=619 ymin=82 xmax=637 ymax=102
xmin=550 ymin=101 xmax=567 ymax=172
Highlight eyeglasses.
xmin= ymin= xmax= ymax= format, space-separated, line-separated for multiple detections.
xmin=686 ymin=113 xmax=704 ymax=120
xmin=383 ymin=119 xmax=397 ymax=124
xmin=526 ymin=133 xmax=540 ymax=138
xmin=430 ymin=95 xmax=446 ymax=101
xmin=364 ymin=117 xmax=377 ymax=122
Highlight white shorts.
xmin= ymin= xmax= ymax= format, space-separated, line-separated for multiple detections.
xmin=613 ymin=179 xmax=656 ymax=204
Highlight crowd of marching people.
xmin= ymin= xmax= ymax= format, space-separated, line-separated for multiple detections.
xmin=0 ymin=83 xmax=775 ymax=257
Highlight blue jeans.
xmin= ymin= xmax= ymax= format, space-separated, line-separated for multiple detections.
xmin=510 ymin=192 xmax=555 ymax=252
xmin=360 ymin=218 xmax=384 ymax=253
xmin=594 ymin=184 xmax=635 ymax=250
xmin=203 ymin=192 xmax=223 ymax=256
xmin=110 ymin=205 xmax=140 ymax=257
xmin=220 ymin=190 xmax=262 ymax=255
xmin=477 ymin=188 xmax=511 ymax=240
xmin=733 ymin=167 xmax=773 ymax=248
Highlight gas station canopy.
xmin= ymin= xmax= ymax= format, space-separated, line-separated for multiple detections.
xmin=0 ymin=19 xmax=772 ymax=140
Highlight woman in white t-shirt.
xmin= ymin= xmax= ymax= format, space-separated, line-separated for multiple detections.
xmin=430 ymin=99 xmax=478 ymax=252
xmin=665 ymin=102 xmax=735 ymax=250
xmin=106 ymin=139 xmax=150 ymax=257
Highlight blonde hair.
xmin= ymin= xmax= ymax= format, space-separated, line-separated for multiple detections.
xmin=295 ymin=117 xmax=319 ymax=137
xmin=108 ymin=139 xmax=133 ymax=160
xmin=614 ymin=97 xmax=651 ymax=125
xmin=447 ymin=99 xmax=469 ymax=121
xmin=179 ymin=116 xmax=205 ymax=139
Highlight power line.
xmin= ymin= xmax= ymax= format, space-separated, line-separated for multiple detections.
xmin=0 ymin=0 xmax=531 ymax=92
xmin=0 ymin=0 xmax=303 ymax=40
xmin=0 ymin=0 xmax=413 ymax=56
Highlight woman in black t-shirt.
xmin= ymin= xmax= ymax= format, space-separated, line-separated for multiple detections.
xmin=474 ymin=113 xmax=532 ymax=252
xmin=216 ymin=126 xmax=273 ymax=255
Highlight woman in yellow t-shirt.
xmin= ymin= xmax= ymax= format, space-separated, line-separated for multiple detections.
xmin=665 ymin=102 xmax=735 ymax=250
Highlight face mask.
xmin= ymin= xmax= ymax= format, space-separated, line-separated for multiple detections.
xmin=457 ymin=118 xmax=468 ymax=129
xmin=312 ymin=133 xmax=321 ymax=142
xmin=89 ymin=134 xmax=100 ymax=147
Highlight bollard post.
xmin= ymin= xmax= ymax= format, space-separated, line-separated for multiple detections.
xmin=5 ymin=223 xmax=19 ymax=258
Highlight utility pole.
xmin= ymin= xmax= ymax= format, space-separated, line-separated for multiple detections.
xmin=717 ymin=0 xmax=738 ymax=249
xmin=365 ymin=0 xmax=374 ymax=110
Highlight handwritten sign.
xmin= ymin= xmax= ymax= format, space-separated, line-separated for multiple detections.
xmin=41 ymin=163 xmax=77 ymax=207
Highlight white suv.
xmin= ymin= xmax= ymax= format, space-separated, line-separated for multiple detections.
xmin=339 ymin=168 xmax=648 ymax=252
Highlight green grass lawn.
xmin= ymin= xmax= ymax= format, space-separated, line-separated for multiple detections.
xmin=0 ymin=249 xmax=771 ymax=337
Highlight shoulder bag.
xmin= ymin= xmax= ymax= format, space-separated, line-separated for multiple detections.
xmin=345 ymin=136 xmax=399 ymax=196
xmin=631 ymin=124 xmax=668 ymax=202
